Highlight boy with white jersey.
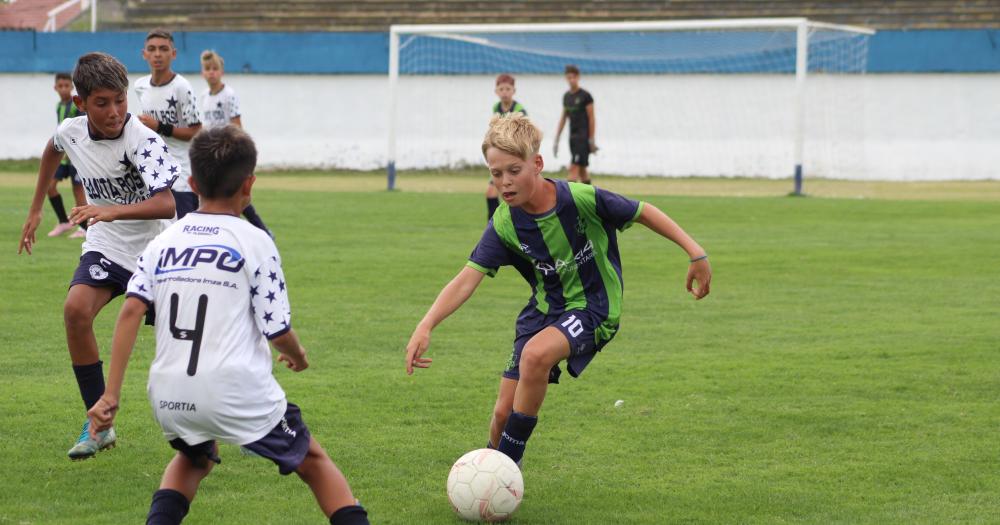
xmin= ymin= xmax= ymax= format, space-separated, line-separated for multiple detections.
xmin=199 ymin=49 xmax=272 ymax=237
xmin=17 ymin=52 xmax=177 ymax=460
xmin=87 ymin=126 xmax=369 ymax=525
xmin=135 ymin=28 xmax=202 ymax=220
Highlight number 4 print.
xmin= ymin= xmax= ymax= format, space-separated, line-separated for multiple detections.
xmin=169 ymin=293 xmax=208 ymax=376
xmin=561 ymin=314 xmax=584 ymax=338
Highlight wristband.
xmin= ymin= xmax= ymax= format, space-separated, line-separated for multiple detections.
xmin=689 ymin=254 xmax=708 ymax=263
xmin=157 ymin=122 xmax=174 ymax=137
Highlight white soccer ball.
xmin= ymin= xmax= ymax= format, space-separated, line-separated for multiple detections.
xmin=447 ymin=448 xmax=524 ymax=522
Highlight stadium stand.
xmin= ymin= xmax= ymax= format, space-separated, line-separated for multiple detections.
xmin=105 ymin=0 xmax=1000 ymax=31
xmin=0 ymin=0 xmax=83 ymax=31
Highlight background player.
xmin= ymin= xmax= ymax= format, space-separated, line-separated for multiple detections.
xmin=87 ymin=126 xmax=369 ymax=525
xmin=46 ymin=72 xmax=88 ymax=239
xmin=135 ymin=28 xmax=202 ymax=219
xmin=405 ymin=114 xmax=711 ymax=467
xmin=553 ymin=64 xmax=597 ymax=184
xmin=17 ymin=52 xmax=178 ymax=460
xmin=485 ymin=74 xmax=527 ymax=220
xmin=199 ymin=49 xmax=273 ymax=237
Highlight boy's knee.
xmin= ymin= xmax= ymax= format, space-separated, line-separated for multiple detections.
xmin=518 ymin=348 xmax=549 ymax=376
xmin=63 ymin=298 xmax=95 ymax=329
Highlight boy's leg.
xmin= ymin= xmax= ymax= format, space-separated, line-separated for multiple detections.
xmin=148 ymin=441 xmax=219 ymax=525
xmin=295 ymin=436 xmax=366 ymax=521
xmin=241 ymin=204 xmax=273 ymax=237
xmin=485 ymin=180 xmax=500 ymax=219
xmin=47 ymin=178 xmax=74 ymax=236
xmin=488 ymin=377 xmax=517 ymax=449
xmin=497 ymin=327 xmax=570 ymax=464
xmin=567 ymin=164 xmax=580 ymax=182
xmin=578 ymin=166 xmax=591 ymax=184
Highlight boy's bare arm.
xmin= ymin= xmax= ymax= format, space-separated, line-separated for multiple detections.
xmin=138 ymin=115 xmax=202 ymax=141
xmin=88 ymin=297 xmax=147 ymax=435
xmin=229 ymin=116 xmax=243 ymax=128
xmin=69 ymin=186 xmax=176 ymax=226
xmin=270 ymin=329 xmax=308 ymax=372
xmin=405 ymin=266 xmax=486 ymax=374
xmin=636 ymin=203 xmax=712 ymax=299
xmin=586 ymin=103 xmax=596 ymax=150
xmin=169 ymin=123 xmax=202 ymax=141
xmin=553 ymin=111 xmax=568 ymax=155
xmin=18 ymin=140 xmax=66 ymax=254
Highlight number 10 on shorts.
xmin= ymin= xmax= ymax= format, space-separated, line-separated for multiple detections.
xmin=561 ymin=314 xmax=584 ymax=338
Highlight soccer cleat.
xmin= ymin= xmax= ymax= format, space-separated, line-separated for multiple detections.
xmin=68 ymin=227 xmax=86 ymax=239
xmin=67 ymin=420 xmax=117 ymax=461
xmin=47 ymin=222 xmax=75 ymax=237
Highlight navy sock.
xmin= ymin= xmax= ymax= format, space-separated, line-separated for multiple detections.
xmin=497 ymin=411 xmax=537 ymax=464
xmin=72 ymin=361 xmax=104 ymax=410
xmin=146 ymin=489 xmax=190 ymax=525
xmin=486 ymin=197 xmax=499 ymax=220
xmin=49 ymin=194 xmax=69 ymax=223
xmin=329 ymin=504 xmax=369 ymax=525
xmin=242 ymin=204 xmax=271 ymax=235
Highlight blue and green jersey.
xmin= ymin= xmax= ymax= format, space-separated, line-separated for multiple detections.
xmin=56 ymin=99 xmax=82 ymax=166
xmin=493 ymin=100 xmax=527 ymax=116
xmin=467 ymin=179 xmax=644 ymax=343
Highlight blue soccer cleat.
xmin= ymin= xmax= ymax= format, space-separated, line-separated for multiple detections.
xmin=67 ymin=420 xmax=116 ymax=461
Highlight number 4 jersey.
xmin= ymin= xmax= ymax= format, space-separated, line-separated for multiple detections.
xmin=127 ymin=212 xmax=292 ymax=446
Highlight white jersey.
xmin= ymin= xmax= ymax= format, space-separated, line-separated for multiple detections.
xmin=199 ymin=84 xmax=241 ymax=130
xmin=52 ymin=115 xmax=177 ymax=272
xmin=134 ymin=74 xmax=201 ymax=192
xmin=128 ymin=212 xmax=292 ymax=445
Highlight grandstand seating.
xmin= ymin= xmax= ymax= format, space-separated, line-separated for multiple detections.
xmin=104 ymin=0 xmax=1000 ymax=31
xmin=0 ymin=0 xmax=82 ymax=31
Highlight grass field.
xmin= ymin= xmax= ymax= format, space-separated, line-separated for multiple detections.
xmin=1 ymin=166 xmax=999 ymax=524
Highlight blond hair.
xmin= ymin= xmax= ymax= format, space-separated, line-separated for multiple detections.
xmin=200 ymin=49 xmax=224 ymax=69
xmin=481 ymin=114 xmax=542 ymax=160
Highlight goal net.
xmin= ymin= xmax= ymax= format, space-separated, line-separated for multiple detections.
xmin=387 ymin=19 xmax=873 ymax=192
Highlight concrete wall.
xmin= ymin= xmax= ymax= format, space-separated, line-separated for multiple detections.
xmin=3 ymin=72 xmax=998 ymax=180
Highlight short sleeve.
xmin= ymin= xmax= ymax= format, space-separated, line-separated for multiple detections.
xmin=52 ymin=121 xmax=68 ymax=152
xmin=226 ymin=90 xmax=241 ymax=120
xmin=180 ymin=85 xmax=201 ymax=126
xmin=249 ymin=246 xmax=292 ymax=340
xmin=595 ymin=187 xmax=643 ymax=231
xmin=126 ymin=244 xmax=156 ymax=306
xmin=131 ymin=130 xmax=179 ymax=195
xmin=467 ymin=222 xmax=511 ymax=277
xmin=584 ymin=91 xmax=594 ymax=105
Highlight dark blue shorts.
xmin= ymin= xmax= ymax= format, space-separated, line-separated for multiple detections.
xmin=54 ymin=163 xmax=80 ymax=183
xmin=171 ymin=190 xmax=199 ymax=219
xmin=503 ymin=309 xmax=617 ymax=384
xmin=241 ymin=403 xmax=312 ymax=475
xmin=70 ymin=251 xmax=132 ymax=299
xmin=569 ymin=136 xmax=590 ymax=168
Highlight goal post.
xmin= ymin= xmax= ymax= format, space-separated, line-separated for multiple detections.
xmin=386 ymin=18 xmax=874 ymax=192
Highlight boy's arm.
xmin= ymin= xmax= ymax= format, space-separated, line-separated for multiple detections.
xmin=405 ymin=265 xmax=486 ymax=374
xmin=553 ymin=110 xmax=568 ymax=156
xmin=229 ymin=116 xmax=243 ymax=128
xmin=69 ymin=187 xmax=176 ymax=226
xmin=270 ymin=329 xmax=308 ymax=372
xmin=87 ymin=296 xmax=147 ymax=436
xmin=636 ymin=203 xmax=712 ymax=300
xmin=586 ymin=103 xmax=597 ymax=151
xmin=18 ymin=139 xmax=65 ymax=254
xmin=167 ymin=122 xmax=202 ymax=141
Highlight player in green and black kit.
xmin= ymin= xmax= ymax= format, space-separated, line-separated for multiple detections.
xmin=486 ymin=74 xmax=527 ymax=219
xmin=47 ymin=73 xmax=88 ymax=238
xmin=554 ymin=64 xmax=596 ymax=184
xmin=405 ymin=114 xmax=712 ymax=468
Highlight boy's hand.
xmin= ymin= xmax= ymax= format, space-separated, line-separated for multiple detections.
xmin=686 ymin=258 xmax=712 ymax=300
xmin=589 ymin=139 xmax=599 ymax=153
xmin=277 ymin=348 xmax=309 ymax=372
xmin=87 ymin=395 xmax=119 ymax=437
xmin=70 ymin=204 xmax=118 ymax=226
xmin=17 ymin=210 xmax=43 ymax=255
xmin=405 ymin=326 xmax=433 ymax=375
xmin=138 ymin=113 xmax=159 ymax=131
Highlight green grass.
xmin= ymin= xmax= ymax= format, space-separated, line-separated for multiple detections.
xmin=1 ymin=171 xmax=999 ymax=524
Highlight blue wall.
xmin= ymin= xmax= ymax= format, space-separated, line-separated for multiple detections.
xmin=1 ymin=29 xmax=999 ymax=74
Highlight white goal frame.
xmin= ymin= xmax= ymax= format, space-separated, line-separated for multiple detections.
xmin=386 ymin=18 xmax=875 ymax=192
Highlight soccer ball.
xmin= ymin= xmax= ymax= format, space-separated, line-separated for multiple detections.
xmin=447 ymin=448 xmax=524 ymax=522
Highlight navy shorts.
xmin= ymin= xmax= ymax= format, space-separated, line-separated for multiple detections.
xmin=54 ymin=163 xmax=80 ymax=183
xmin=569 ymin=136 xmax=590 ymax=168
xmin=171 ymin=190 xmax=199 ymax=220
xmin=503 ymin=309 xmax=617 ymax=384
xmin=241 ymin=403 xmax=312 ymax=475
xmin=70 ymin=251 xmax=132 ymax=299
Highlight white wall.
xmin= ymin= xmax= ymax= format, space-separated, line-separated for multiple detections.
xmin=2 ymin=72 xmax=998 ymax=180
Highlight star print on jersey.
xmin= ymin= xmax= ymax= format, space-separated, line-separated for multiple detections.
xmin=167 ymin=95 xmax=178 ymax=108
xmin=141 ymin=148 xmax=152 ymax=159
xmin=250 ymin=258 xmax=291 ymax=340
